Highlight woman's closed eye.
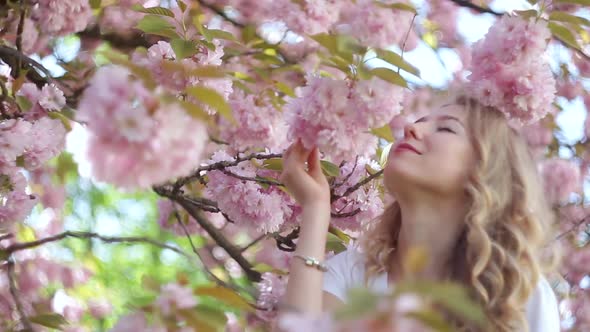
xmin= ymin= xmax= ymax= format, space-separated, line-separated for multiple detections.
xmin=437 ymin=127 xmax=456 ymax=133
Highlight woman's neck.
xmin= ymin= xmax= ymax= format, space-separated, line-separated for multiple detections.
xmin=391 ymin=197 xmax=468 ymax=282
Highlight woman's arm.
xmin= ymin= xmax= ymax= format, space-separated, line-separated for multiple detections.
xmin=277 ymin=140 xmax=333 ymax=315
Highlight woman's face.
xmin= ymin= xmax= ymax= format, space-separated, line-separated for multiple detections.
xmin=384 ymin=103 xmax=476 ymax=197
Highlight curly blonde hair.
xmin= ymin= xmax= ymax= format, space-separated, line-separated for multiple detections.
xmin=360 ymin=93 xmax=558 ymax=331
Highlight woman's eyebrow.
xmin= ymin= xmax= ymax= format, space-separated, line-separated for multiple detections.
xmin=438 ymin=115 xmax=465 ymax=127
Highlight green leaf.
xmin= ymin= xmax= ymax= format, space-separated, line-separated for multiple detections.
xmin=394 ymin=281 xmax=486 ymax=325
xmin=262 ymin=158 xmax=283 ymax=171
xmin=334 ymin=288 xmax=381 ymax=320
xmin=326 ymin=232 xmax=347 ymax=254
xmin=514 ymin=9 xmax=539 ymax=20
xmin=170 ymin=38 xmax=199 ymax=59
xmin=136 ymin=15 xmax=177 ymax=38
xmin=30 ymin=313 xmax=68 ymax=329
xmin=329 ymin=225 xmax=351 ymax=244
xmin=550 ymin=11 xmax=590 ymax=26
xmin=374 ymin=1 xmax=417 ymax=14
xmin=203 ymin=28 xmax=238 ymax=42
xmin=310 ymin=33 xmax=365 ymax=59
xmin=320 ymin=160 xmax=341 ymax=177
xmin=548 ymin=22 xmax=582 ymax=51
xmin=15 ymin=95 xmax=32 ymax=112
xmin=555 ymin=0 xmax=590 ymax=5
xmin=185 ymin=85 xmax=234 ymax=121
xmin=369 ymin=67 xmax=408 ymax=87
xmin=371 ymin=123 xmax=395 ymax=142
xmin=375 ymin=49 xmax=420 ymax=76
xmin=131 ymin=5 xmax=175 ymax=17
xmin=194 ymin=285 xmax=254 ymax=311
xmin=275 ymin=81 xmax=296 ymax=97
xmin=89 ymin=0 xmax=102 ymax=9
xmin=176 ymin=100 xmax=210 ymax=121
xmin=252 ymin=263 xmax=289 ymax=275
xmin=180 ymin=306 xmax=228 ymax=331
xmin=405 ymin=310 xmax=454 ymax=332
xmin=47 ymin=111 xmax=72 ymax=132
xmin=178 ymin=0 xmax=187 ymax=12
xmin=526 ymin=0 xmax=538 ymax=4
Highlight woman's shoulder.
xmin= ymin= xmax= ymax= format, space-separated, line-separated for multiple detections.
xmin=525 ymin=276 xmax=561 ymax=332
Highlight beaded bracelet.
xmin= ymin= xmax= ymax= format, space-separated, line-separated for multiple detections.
xmin=293 ymin=254 xmax=329 ymax=272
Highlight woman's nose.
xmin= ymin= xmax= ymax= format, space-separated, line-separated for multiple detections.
xmin=403 ymin=122 xmax=421 ymax=140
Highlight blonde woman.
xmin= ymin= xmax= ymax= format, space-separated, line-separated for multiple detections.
xmin=279 ymin=93 xmax=561 ymax=331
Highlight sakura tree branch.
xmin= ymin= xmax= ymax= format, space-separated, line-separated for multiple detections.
xmin=448 ymin=0 xmax=502 ymax=16
xmin=173 ymin=152 xmax=282 ymax=191
xmin=77 ymin=26 xmax=152 ymax=51
xmin=331 ymin=169 xmax=384 ymax=202
xmin=1 ymin=231 xmax=192 ymax=259
xmin=174 ymin=211 xmax=255 ymax=297
xmin=0 ymin=45 xmax=54 ymax=87
xmin=221 ymin=169 xmax=284 ymax=187
xmin=14 ymin=2 xmax=26 ymax=78
xmin=240 ymin=233 xmax=267 ymax=252
xmin=6 ymin=258 xmax=34 ymax=332
xmin=171 ymin=193 xmax=262 ymax=282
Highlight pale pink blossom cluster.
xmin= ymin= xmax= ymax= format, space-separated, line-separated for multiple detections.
xmin=110 ymin=312 xmax=166 ymax=332
xmin=132 ymin=40 xmax=232 ymax=113
xmin=556 ymin=79 xmax=583 ymax=101
xmin=267 ymin=0 xmax=342 ymax=35
xmin=331 ymin=158 xmax=384 ymax=231
xmin=77 ymin=65 xmax=209 ymax=189
xmin=285 ymin=75 xmax=404 ymax=164
xmin=154 ymin=282 xmax=198 ymax=316
xmin=99 ymin=0 xmax=156 ymax=34
xmin=203 ymin=151 xmax=298 ymax=233
xmin=255 ymin=272 xmax=287 ymax=321
xmin=336 ymin=0 xmax=418 ymax=49
xmin=539 ymin=158 xmax=581 ymax=204
xmin=427 ymin=0 xmax=459 ymax=46
xmin=32 ymin=0 xmax=93 ymax=36
xmin=466 ymin=16 xmax=556 ymax=126
xmin=0 ymin=83 xmax=66 ymax=229
xmin=520 ymin=121 xmax=553 ymax=159
xmin=219 ymin=90 xmax=289 ymax=152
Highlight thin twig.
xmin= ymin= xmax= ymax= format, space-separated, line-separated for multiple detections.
xmin=6 ymin=259 xmax=34 ymax=332
xmin=240 ymin=233 xmax=267 ymax=252
xmin=398 ymin=13 xmax=417 ymax=74
xmin=331 ymin=169 xmax=384 ymax=202
xmin=2 ymin=231 xmax=191 ymax=258
xmin=173 ymin=152 xmax=282 ymax=191
xmin=221 ymin=169 xmax=283 ymax=187
xmin=555 ymin=216 xmax=589 ymax=241
xmin=448 ymin=0 xmax=502 ymax=16
xmin=331 ymin=208 xmax=362 ymax=218
xmin=15 ymin=3 xmax=26 ymax=78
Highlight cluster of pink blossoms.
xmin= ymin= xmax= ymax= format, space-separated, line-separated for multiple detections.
xmin=466 ymin=16 xmax=556 ymax=126
xmin=331 ymin=157 xmax=384 ymax=231
xmin=285 ymin=75 xmax=404 ymax=164
xmin=539 ymin=158 xmax=581 ymax=205
xmin=218 ymin=90 xmax=289 ymax=152
xmin=203 ymin=151 xmax=300 ymax=234
xmin=427 ymin=0 xmax=459 ymax=46
xmin=132 ymin=40 xmax=232 ymax=103
xmin=77 ymin=65 xmax=209 ymax=189
xmin=336 ymin=0 xmax=418 ymax=49
xmin=0 ymin=82 xmax=67 ymax=231
xmin=32 ymin=0 xmax=92 ymax=36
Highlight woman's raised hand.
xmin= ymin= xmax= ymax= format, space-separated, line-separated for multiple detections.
xmin=279 ymin=140 xmax=331 ymax=208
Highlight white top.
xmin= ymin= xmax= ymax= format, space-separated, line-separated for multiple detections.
xmin=322 ymin=249 xmax=561 ymax=332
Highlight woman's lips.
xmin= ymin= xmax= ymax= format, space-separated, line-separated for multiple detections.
xmin=394 ymin=143 xmax=421 ymax=155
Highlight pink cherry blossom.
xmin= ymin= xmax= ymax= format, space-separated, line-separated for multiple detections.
xmin=539 ymin=158 xmax=581 ymax=204
xmin=267 ymin=0 xmax=342 ymax=35
xmin=22 ymin=117 xmax=67 ymax=170
xmin=331 ymin=157 xmax=384 ymax=231
xmin=78 ymin=65 xmax=209 ymax=189
xmin=32 ymin=0 xmax=93 ymax=36
xmin=0 ymin=166 xmax=38 ymax=231
xmin=285 ymin=75 xmax=403 ymax=164
xmin=337 ymin=0 xmax=418 ymax=49
xmin=39 ymin=84 xmax=67 ymax=111
xmin=467 ymin=16 xmax=556 ymax=126
xmin=203 ymin=151 xmax=298 ymax=233
xmin=219 ymin=90 xmax=289 ymax=152
xmin=155 ymin=283 xmax=198 ymax=316
xmin=256 ymin=272 xmax=287 ymax=321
